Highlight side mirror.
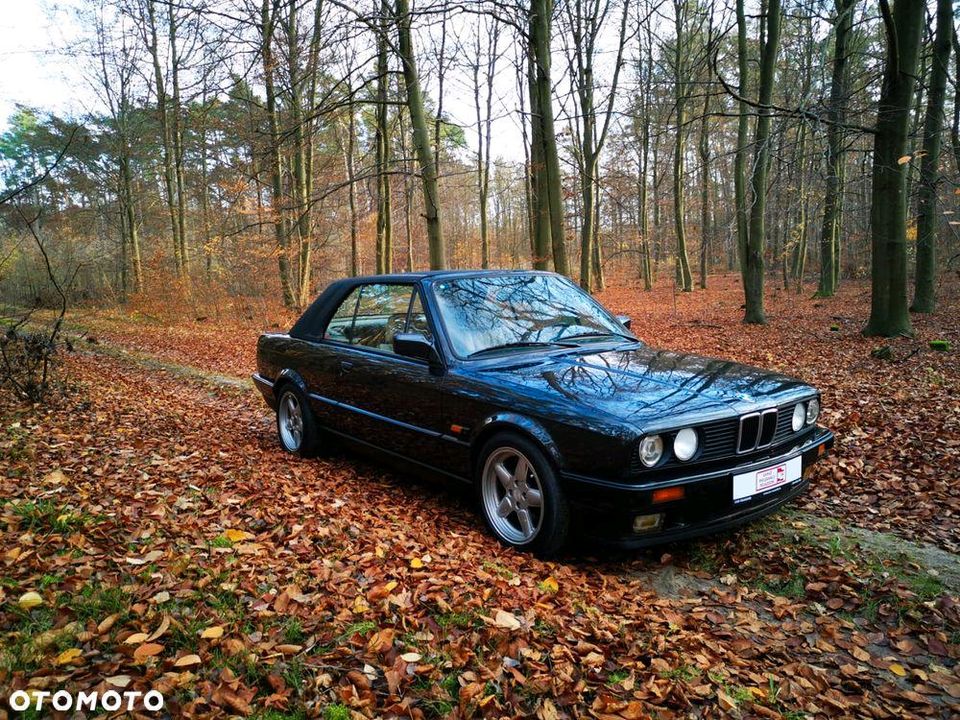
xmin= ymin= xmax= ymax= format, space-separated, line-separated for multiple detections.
xmin=616 ymin=314 xmax=632 ymax=330
xmin=394 ymin=332 xmax=442 ymax=367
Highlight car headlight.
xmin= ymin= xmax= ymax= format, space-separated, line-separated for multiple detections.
xmin=791 ymin=403 xmax=806 ymax=432
xmin=673 ymin=428 xmax=698 ymax=461
xmin=638 ymin=435 xmax=663 ymax=467
xmin=806 ymin=398 xmax=820 ymax=425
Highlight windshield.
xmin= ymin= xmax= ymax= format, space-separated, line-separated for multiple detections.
xmin=430 ymin=273 xmax=634 ymax=358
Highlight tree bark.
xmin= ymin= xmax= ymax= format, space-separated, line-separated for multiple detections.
xmin=863 ymin=0 xmax=924 ymax=337
xmin=287 ymin=0 xmax=312 ymax=307
xmin=375 ymin=0 xmax=393 ymax=274
xmin=396 ymin=0 xmax=445 ymax=269
xmin=697 ymin=80 xmax=711 ymax=290
xmin=145 ymin=0 xmax=184 ymax=280
xmin=342 ymin=84 xmax=360 ymax=276
xmin=529 ymin=0 xmax=569 ymax=275
xmin=474 ymin=19 xmax=499 ymax=269
xmin=261 ymin=0 xmax=295 ymax=307
xmin=911 ymin=0 xmax=952 ymax=313
xmin=950 ymin=28 xmax=960 ymax=174
xmin=168 ymin=3 xmax=189 ymax=279
xmin=672 ymin=0 xmax=693 ymax=292
xmin=526 ymin=19 xmax=551 ymax=270
xmin=733 ymin=0 xmax=749 ymax=280
xmin=817 ymin=0 xmax=856 ymax=297
xmin=119 ymin=154 xmax=142 ymax=292
xmin=742 ymin=0 xmax=782 ymax=324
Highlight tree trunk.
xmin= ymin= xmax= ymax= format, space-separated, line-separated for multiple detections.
xmin=529 ymin=0 xmax=568 ymax=275
xmin=818 ymin=0 xmax=856 ymax=297
xmin=697 ymin=90 xmax=711 ymax=290
xmin=672 ymin=0 xmax=693 ymax=292
xmin=526 ymin=24 xmax=551 ymax=270
xmin=638 ymin=118 xmax=652 ymax=290
xmin=344 ymin=91 xmax=360 ymax=276
xmin=474 ymin=20 xmax=499 ymax=269
xmin=375 ymin=0 xmax=393 ymax=274
xmin=734 ymin=0 xmax=749 ymax=279
xmin=120 ymin=154 xmax=143 ymax=293
xmin=168 ymin=3 xmax=189 ymax=279
xmin=593 ymin=189 xmax=605 ymax=291
xmin=950 ymin=28 xmax=960 ymax=174
xmin=911 ymin=0 xmax=952 ymax=313
xmin=261 ymin=0 xmax=295 ymax=307
xmin=199 ymin=96 xmax=213 ymax=282
xmin=398 ymin=108 xmax=415 ymax=271
xmin=790 ymin=123 xmax=809 ymax=290
xmin=145 ymin=0 xmax=183 ymax=280
xmin=863 ymin=0 xmax=924 ymax=337
xmin=396 ymin=0 xmax=444 ymax=269
xmin=516 ymin=42 xmax=537 ymax=266
xmin=742 ymin=0 xmax=782 ymax=324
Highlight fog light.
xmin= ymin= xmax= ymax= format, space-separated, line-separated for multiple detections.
xmin=633 ymin=513 xmax=664 ymax=533
xmin=791 ymin=403 xmax=806 ymax=432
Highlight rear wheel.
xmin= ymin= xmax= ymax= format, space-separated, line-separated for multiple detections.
xmin=477 ymin=433 xmax=569 ymax=557
xmin=276 ymin=385 xmax=320 ymax=457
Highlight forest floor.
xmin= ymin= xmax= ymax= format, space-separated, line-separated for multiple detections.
xmin=1 ymin=274 xmax=959 ymax=719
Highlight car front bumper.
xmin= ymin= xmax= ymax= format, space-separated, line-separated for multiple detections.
xmin=561 ymin=426 xmax=834 ymax=548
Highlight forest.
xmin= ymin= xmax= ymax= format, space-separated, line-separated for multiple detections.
xmin=2 ymin=1 xmax=960 ymax=718
xmin=0 ymin=0 xmax=955 ymax=336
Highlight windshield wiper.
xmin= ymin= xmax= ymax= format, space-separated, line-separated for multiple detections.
xmin=468 ymin=340 xmax=576 ymax=357
xmin=556 ymin=331 xmax=637 ymax=343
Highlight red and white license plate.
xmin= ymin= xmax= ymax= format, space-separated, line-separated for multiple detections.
xmin=732 ymin=456 xmax=802 ymax=503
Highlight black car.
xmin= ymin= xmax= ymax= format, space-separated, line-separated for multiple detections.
xmin=254 ymin=270 xmax=833 ymax=555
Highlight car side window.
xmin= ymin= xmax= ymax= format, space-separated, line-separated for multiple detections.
xmin=324 ymin=287 xmax=362 ymax=343
xmin=350 ymin=284 xmax=415 ymax=352
xmin=406 ymin=290 xmax=433 ymax=343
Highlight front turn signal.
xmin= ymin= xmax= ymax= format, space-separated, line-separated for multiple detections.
xmin=652 ymin=486 xmax=685 ymax=504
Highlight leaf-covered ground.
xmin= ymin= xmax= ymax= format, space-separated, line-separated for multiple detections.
xmin=1 ymin=275 xmax=958 ymax=719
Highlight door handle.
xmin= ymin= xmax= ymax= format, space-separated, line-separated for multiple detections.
xmin=339 ymin=360 xmax=354 ymax=375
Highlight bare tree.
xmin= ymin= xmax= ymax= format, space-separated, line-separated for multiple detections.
xmin=563 ymin=0 xmax=631 ymax=290
xmin=395 ymin=0 xmax=445 ymax=269
xmin=471 ymin=14 xmax=501 ymax=268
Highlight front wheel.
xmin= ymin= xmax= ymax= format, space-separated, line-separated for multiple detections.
xmin=477 ymin=433 xmax=570 ymax=557
xmin=276 ymin=385 xmax=320 ymax=457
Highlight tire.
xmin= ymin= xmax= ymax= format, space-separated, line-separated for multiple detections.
xmin=476 ymin=432 xmax=570 ymax=557
xmin=275 ymin=384 xmax=320 ymax=457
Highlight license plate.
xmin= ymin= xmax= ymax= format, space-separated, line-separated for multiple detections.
xmin=732 ymin=456 xmax=802 ymax=503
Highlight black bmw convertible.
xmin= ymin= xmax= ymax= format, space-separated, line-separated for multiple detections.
xmin=254 ymin=270 xmax=833 ymax=555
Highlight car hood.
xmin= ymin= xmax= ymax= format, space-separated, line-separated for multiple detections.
xmin=476 ymin=343 xmax=813 ymax=432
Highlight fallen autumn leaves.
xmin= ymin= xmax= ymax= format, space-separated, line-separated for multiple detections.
xmin=1 ymin=276 xmax=958 ymax=718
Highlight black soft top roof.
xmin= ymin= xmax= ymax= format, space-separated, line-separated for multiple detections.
xmin=288 ymin=269 xmax=556 ymax=339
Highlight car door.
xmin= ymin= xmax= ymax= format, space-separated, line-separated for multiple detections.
xmin=290 ymin=285 xmax=363 ymax=427
xmin=324 ymin=283 xmax=449 ymax=464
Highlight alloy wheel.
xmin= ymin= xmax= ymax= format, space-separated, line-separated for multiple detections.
xmin=481 ymin=447 xmax=544 ymax=544
xmin=278 ymin=392 xmax=304 ymax=451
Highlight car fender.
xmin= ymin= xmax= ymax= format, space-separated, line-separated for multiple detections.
xmin=274 ymin=368 xmax=309 ymax=397
xmin=472 ymin=412 xmax=564 ymax=470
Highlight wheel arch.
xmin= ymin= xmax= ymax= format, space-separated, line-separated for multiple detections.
xmin=273 ymin=368 xmax=308 ymax=399
xmin=470 ymin=413 xmax=564 ymax=476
